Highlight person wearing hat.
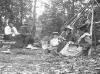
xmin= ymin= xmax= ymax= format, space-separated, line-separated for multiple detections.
xmin=49 ymin=32 xmax=59 ymax=47
xmin=57 ymin=26 xmax=74 ymax=53
xmin=19 ymin=24 xmax=34 ymax=49
xmin=59 ymin=28 xmax=82 ymax=57
xmin=47 ymin=32 xmax=60 ymax=56
xmin=77 ymin=28 xmax=92 ymax=56
xmin=59 ymin=28 xmax=91 ymax=57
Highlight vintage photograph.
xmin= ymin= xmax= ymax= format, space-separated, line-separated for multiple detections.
xmin=0 ymin=0 xmax=100 ymax=74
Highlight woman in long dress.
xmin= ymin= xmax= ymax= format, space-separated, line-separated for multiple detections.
xmin=60 ymin=28 xmax=92 ymax=56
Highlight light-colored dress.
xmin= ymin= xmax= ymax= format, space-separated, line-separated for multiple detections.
xmin=60 ymin=41 xmax=82 ymax=56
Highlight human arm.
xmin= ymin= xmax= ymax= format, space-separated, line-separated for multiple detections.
xmin=95 ymin=21 xmax=100 ymax=24
xmin=12 ymin=27 xmax=20 ymax=35
xmin=78 ymin=33 xmax=91 ymax=43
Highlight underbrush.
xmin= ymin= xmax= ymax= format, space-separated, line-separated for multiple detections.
xmin=0 ymin=48 xmax=100 ymax=74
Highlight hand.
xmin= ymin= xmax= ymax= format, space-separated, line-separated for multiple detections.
xmin=75 ymin=41 xmax=78 ymax=45
xmin=98 ymin=40 xmax=100 ymax=42
xmin=18 ymin=33 xmax=21 ymax=34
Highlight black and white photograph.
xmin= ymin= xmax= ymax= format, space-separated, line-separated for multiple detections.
xmin=0 ymin=0 xmax=100 ymax=74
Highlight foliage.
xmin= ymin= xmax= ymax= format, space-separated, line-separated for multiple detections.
xmin=38 ymin=0 xmax=88 ymax=36
xmin=0 ymin=0 xmax=34 ymax=29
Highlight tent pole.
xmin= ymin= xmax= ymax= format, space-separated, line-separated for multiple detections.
xmin=90 ymin=0 xmax=96 ymax=50
xmin=90 ymin=1 xmax=94 ymax=36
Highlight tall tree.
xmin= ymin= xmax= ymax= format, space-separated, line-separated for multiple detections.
xmin=0 ymin=0 xmax=34 ymax=29
xmin=38 ymin=0 xmax=90 ymax=36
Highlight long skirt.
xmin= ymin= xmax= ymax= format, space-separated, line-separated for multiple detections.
xmin=60 ymin=41 xmax=82 ymax=56
xmin=57 ymin=41 xmax=67 ymax=52
xmin=5 ymin=34 xmax=24 ymax=48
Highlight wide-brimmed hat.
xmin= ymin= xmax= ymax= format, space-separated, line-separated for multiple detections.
xmin=67 ymin=25 xmax=73 ymax=29
xmin=63 ymin=25 xmax=73 ymax=31
xmin=52 ymin=32 xmax=58 ymax=35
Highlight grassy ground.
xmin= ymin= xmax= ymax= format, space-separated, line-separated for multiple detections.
xmin=0 ymin=47 xmax=100 ymax=74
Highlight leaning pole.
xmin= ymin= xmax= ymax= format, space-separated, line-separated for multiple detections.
xmin=90 ymin=0 xmax=97 ymax=50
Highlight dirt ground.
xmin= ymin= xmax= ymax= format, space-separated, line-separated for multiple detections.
xmin=0 ymin=48 xmax=100 ymax=74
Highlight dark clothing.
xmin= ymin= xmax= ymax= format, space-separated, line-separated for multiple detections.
xmin=3 ymin=34 xmax=14 ymax=41
xmin=66 ymin=33 xmax=73 ymax=42
xmin=4 ymin=34 xmax=34 ymax=48
xmin=3 ymin=26 xmax=34 ymax=48
xmin=57 ymin=41 xmax=66 ymax=52
xmin=21 ymin=34 xmax=34 ymax=48
xmin=19 ymin=26 xmax=30 ymax=35
xmin=19 ymin=26 xmax=34 ymax=48
xmin=79 ymin=37 xmax=91 ymax=56
xmin=4 ymin=34 xmax=24 ymax=47
xmin=57 ymin=32 xmax=74 ymax=52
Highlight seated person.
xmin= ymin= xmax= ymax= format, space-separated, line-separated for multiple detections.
xmin=57 ymin=25 xmax=73 ymax=52
xmin=45 ymin=32 xmax=60 ymax=55
xmin=60 ymin=41 xmax=82 ymax=56
xmin=60 ymin=28 xmax=92 ymax=57
xmin=4 ymin=22 xmax=34 ymax=48
xmin=78 ymin=29 xmax=92 ymax=56
xmin=60 ymin=20 xmax=92 ymax=56
xmin=41 ymin=36 xmax=50 ymax=50
xmin=4 ymin=22 xmax=24 ymax=47
xmin=59 ymin=29 xmax=82 ymax=56
xmin=2 ymin=21 xmax=23 ymax=53
xmin=19 ymin=24 xmax=34 ymax=49
xmin=49 ymin=32 xmax=59 ymax=47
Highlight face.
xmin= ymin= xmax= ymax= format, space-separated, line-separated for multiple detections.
xmin=9 ymin=23 xmax=14 ymax=27
xmin=65 ymin=29 xmax=71 ymax=35
xmin=86 ymin=20 xmax=90 ymax=24
xmin=85 ymin=35 xmax=90 ymax=40
xmin=84 ymin=35 xmax=91 ymax=43
xmin=6 ymin=19 xmax=9 ymax=24
xmin=79 ymin=30 xmax=84 ymax=35
xmin=53 ymin=34 xmax=58 ymax=38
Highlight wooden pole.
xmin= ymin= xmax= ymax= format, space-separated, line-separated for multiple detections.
xmin=90 ymin=0 xmax=96 ymax=50
xmin=90 ymin=1 xmax=94 ymax=36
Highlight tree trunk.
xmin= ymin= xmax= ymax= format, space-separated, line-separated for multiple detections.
xmin=31 ymin=0 xmax=37 ymax=36
xmin=20 ymin=0 xmax=23 ymax=24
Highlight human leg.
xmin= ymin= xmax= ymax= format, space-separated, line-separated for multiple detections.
xmin=28 ymin=37 xmax=34 ymax=45
xmin=22 ymin=36 xmax=30 ymax=48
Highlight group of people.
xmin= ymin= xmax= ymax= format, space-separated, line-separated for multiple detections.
xmin=42 ymin=20 xmax=92 ymax=56
xmin=1 ymin=18 xmax=93 ymax=56
xmin=2 ymin=20 xmax=34 ymax=53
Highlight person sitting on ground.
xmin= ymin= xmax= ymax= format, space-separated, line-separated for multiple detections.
xmin=47 ymin=32 xmax=60 ymax=55
xmin=59 ymin=29 xmax=83 ymax=57
xmin=77 ymin=20 xmax=92 ymax=56
xmin=19 ymin=24 xmax=34 ymax=49
xmin=78 ymin=29 xmax=92 ymax=56
xmin=41 ymin=36 xmax=50 ymax=50
xmin=2 ymin=21 xmax=24 ymax=53
xmin=4 ymin=21 xmax=34 ymax=49
xmin=4 ymin=21 xmax=24 ymax=48
xmin=60 ymin=20 xmax=92 ymax=56
xmin=60 ymin=23 xmax=92 ymax=57
xmin=57 ymin=25 xmax=73 ymax=53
